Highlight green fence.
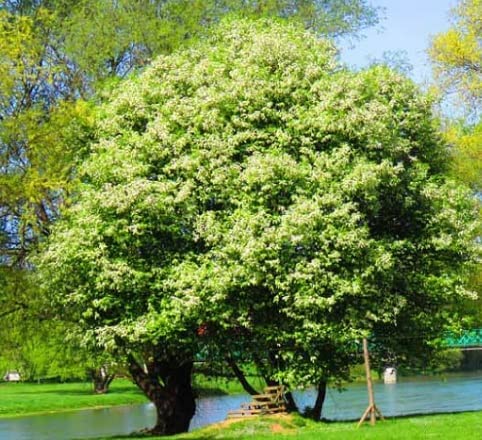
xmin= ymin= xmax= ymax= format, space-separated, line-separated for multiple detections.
xmin=444 ymin=328 xmax=482 ymax=348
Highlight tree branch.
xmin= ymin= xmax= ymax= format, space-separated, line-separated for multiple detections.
xmin=225 ymin=356 xmax=260 ymax=395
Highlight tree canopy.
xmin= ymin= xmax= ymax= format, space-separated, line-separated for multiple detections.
xmin=0 ymin=0 xmax=382 ymax=388
xmin=36 ymin=19 xmax=480 ymax=432
xmin=0 ymin=0 xmax=381 ymax=262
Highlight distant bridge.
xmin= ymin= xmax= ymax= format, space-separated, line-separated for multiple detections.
xmin=444 ymin=328 xmax=482 ymax=350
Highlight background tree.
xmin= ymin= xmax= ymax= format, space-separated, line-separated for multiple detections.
xmin=429 ymin=0 xmax=481 ymax=118
xmin=0 ymin=8 xmax=93 ymax=371
xmin=428 ymin=0 xmax=481 ymax=323
xmin=37 ymin=18 xmax=479 ymax=431
xmin=0 ymin=319 xmax=86 ymax=382
xmin=428 ymin=0 xmax=481 ymax=192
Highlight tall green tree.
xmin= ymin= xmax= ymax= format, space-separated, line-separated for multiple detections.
xmin=37 ymin=19 xmax=480 ymax=432
xmin=1 ymin=0 xmax=380 ymax=284
xmin=0 ymin=0 xmax=380 ymax=366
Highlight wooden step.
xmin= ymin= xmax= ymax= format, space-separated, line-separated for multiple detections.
xmin=241 ymin=402 xmax=279 ymax=409
xmin=252 ymin=394 xmax=275 ymax=401
xmin=227 ymin=406 xmax=287 ymax=418
xmin=226 ymin=384 xmax=286 ymax=420
xmin=234 ymin=403 xmax=287 ymax=411
xmin=264 ymin=386 xmax=283 ymax=392
xmin=269 ymin=406 xmax=286 ymax=413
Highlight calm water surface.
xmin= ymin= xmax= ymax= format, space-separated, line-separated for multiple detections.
xmin=1 ymin=374 xmax=481 ymax=440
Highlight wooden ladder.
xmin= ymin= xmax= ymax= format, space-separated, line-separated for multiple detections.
xmin=227 ymin=385 xmax=286 ymax=419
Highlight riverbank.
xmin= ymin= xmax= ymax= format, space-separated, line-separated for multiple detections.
xmin=1 ymin=371 xmax=477 ymax=419
xmin=1 ymin=374 xmax=481 ymax=439
xmin=100 ymin=411 xmax=482 ymax=440
xmin=0 ymin=375 xmax=255 ymax=418
xmin=0 ymin=380 xmax=147 ymax=418
xmin=0 ymin=373 xmax=237 ymax=418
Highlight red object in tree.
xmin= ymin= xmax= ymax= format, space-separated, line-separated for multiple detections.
xmin=197 ymin=323 xmax=208 ymax=336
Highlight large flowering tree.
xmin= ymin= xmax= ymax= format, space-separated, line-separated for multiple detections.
xmin=37 ymin=19 xmax=479 ymax=433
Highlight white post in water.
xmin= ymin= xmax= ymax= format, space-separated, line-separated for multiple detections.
xmin=383 ymin=367 xmax=397 ymax=384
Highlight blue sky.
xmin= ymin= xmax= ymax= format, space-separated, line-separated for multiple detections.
xmin=340 ymin=0 xmax=457 ymax=83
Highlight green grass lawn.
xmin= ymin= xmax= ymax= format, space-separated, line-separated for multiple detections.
xmin=0 ymin=379 xmax=147 ymax=418
xmin=94 ymin=411 xmax=482 ymax=440
xmin=0 ymin=375 xmax=257 ymax=418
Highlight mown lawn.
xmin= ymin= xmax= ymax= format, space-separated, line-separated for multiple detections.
xmin=0 ymin=379 xmax=147 ymax=418
xmin=0 ymin=375 xmax=254 ymax=418
xmin=0 ymin=374 xmax=375 ymax=418
xmin=96 ymin=411 xmax=482 ymax=440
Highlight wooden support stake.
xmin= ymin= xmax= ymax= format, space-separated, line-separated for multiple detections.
xmin=357 ymin=337 xmax=384 ymax=428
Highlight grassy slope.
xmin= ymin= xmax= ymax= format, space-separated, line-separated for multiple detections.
xmin=0 ymin=379 xmax=147 ymax=418
xmin=98 ymin=412 xmax=482 ymax=440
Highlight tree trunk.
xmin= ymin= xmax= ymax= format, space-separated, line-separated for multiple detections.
xmin=226 ymin=356 xmax=260 ymax=395
xmin=309 ymin=380 xmax=327 ymax=420
xmin=128 ymin=355 xmax=196 ymax=435
xmin=284 ymin=390 xmax=299 ymax=412
xmin=90 ymin=366 xmax=115 ymax=394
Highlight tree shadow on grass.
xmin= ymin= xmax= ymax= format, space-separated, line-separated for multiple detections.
xmin=320 ymin=408 xmax=482 ymax=424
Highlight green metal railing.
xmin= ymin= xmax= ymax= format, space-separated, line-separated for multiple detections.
xmin=444 ymin=328 xmax=482 ymax=348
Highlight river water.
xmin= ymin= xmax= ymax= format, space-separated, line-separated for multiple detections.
xmin=1 ymin=374 xmax=481 ymax=440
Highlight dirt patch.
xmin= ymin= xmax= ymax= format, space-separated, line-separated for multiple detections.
xmin=270 ymin=423 xmax=284 ymax=433
xmin=270 ymin=417 xmax=296 ymax=434
xmin=202 ymin=413 xmax=297 ymax=436
xmin=212 ymin=413 xmax=294 ymax=429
